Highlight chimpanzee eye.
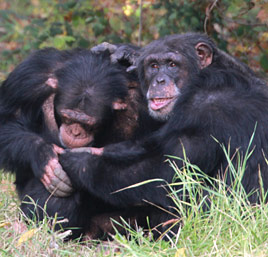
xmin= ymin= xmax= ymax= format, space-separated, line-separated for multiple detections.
xmin=150 ymin=63 xmax=159 ymax=69
xmin=169 ymin=62 xmax=176 ymax=68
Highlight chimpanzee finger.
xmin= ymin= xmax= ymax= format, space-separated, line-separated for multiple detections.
xmin=66 ymin=147 xmax=92 ymax=154
xmin=44 ymin=170 xmax=73 ymax=197
xmin=50 ymin=177 xmax=74 ymax=197
xmin=42 ymin=179 xmax=57 ymax=195
xmin=41 ymin=176 xmax=49 ymax=189
xmin=42 ymin=164 xmax=73 ymax=196
xmin=110 ymin=51 xmax=125 ymax=64
xmin=90 ymin=147 xmax=104 ymax=156
xmin=91 ymin=42 xmax=117 ymax=54
xmin=54 ymin=167 xmax=72 ymax=187
xmin=64 ymin=147 xmax=103 ymax=156
xmin=52 ymin=187 xmax=73 ymax=197
xmin=53 ymin=144 xmax=64 ymax=154
xmin=44 ymin=161 xmax=56 ymax=180
xmin=41 ymin=174 xmax=51 ymax=187
xmin=44 ymin=180 xmax=72 ymax=197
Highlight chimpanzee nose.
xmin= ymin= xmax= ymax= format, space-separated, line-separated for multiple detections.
xmin=156 ymin=77 xmax=165 ymax=84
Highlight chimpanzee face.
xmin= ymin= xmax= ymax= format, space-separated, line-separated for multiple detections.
xmin=56 ymin=94 xmax=128 ymax=149
xmin=143 ymin=52 xmax=189 ymax=121
xmin=55 ymin=91 xmax=98 ymax=149
xmin=138 ymin=36 xmax=213 ymax=122
xmin=51 ymin=50 xmax=129 ymax=149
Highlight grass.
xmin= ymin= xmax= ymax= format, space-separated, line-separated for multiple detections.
xmin=1 ymin=152 xmax=268 ymax=256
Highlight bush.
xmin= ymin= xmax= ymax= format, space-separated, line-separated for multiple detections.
xmin=0 ymin=0 xmax=267 ymax=80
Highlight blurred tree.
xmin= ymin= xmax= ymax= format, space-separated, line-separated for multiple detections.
xmin=153 ymin=0 xmax=268 ymax=76
xmin=0 ymin=0 xmax=267 ymax=80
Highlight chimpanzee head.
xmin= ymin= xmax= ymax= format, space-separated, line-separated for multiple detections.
xmin=137 ymin=33 xmax=216 ymax=121
xmin=54 ymin=50 xmax=129 ymax=148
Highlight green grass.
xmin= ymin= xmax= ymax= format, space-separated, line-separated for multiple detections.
xmin=1 ymin=152 xmax=268 ymax=257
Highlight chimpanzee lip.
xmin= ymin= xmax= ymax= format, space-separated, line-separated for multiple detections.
xmin=149 ymin=97 xmax=176 ymax=111
xmin=61 ymin=133 xmax=93 ymax=148
xmin=59 ymin=125 xmax=93 ymax=148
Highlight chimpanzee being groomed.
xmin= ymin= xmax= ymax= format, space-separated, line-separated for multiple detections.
xmin=59 ymin=33 xmax=268 ymax=238
xmin=0 ymin=48 xmax=158 ymax=238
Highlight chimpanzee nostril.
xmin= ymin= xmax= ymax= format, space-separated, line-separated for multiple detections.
xmin=156 ymin=77 xmax=165 ymax=84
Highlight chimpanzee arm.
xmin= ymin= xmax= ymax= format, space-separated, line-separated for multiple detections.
xmin=59 ymin=128 xmax=219 ymax=209
xmin=0 ymin=117 xmax=73 ymax=197
xmin=0 ymin=48 xmax=75 ymax=197
xmin=0 ymin=50 xmax=62 ymax=118
xmin=66 ymin=134 xmax=158 ymax=164
xmin=0 ymin=119 xmax=55 ymax=177
xmin=59 ymin=150 xmax=170 ymax=208
xmin=101 ymin=139 xmax=150 ymax=163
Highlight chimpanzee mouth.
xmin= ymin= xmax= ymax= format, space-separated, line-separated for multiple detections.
xmin=59 ymin=125 xmax=94 ymax=148
xmin=60 ymin=132 xmax=94 ymax=148
xmin=149 ymin=97 xmax=177 ymax=111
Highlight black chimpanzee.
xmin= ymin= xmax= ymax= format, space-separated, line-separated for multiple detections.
xmin=59 ymin=32 xmax=268 ymax=237
xmin=0 ymin=48 xmax=77 ymax=198
xmin=0 ymin=48 xmax=159 ymax=239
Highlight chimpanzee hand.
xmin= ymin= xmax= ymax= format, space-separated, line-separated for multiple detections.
xmin=91 ymin=42 xmax=117 ymax=55
xmin=59 ymin=149 xmax=94 ymax=190
xmin=65 ymin=147 xmax=103 ymax=156
xmin=36 ymin=144 xmax=74 ymax=197
xmin=91 ymin=43 xmax=139 ymax=72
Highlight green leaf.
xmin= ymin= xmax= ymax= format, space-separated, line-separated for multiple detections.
xmin=53 ymin=37 xmax=65 ymax=48
xmin=77 ymin=37 xmax=90 ymax=48
xmin=63 ymin=35 xmax=76 ymax=42
xmin=53 ymin=35 xmax=75 ymax=49
xmin=109 ymin=17 xmax=122 ymax=32
xmin=260 ymin=54 xmax=268 ymax=71
xmin=50 ymin=23 xmax=63 ymax=36
xmin=92 ymin=23 xmax=105 ymax=36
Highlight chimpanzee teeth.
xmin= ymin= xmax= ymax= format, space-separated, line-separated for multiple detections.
xmin=153 ymin=98 xmax=170 ymax=103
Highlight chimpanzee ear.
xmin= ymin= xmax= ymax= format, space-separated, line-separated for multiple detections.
xmin=45 ymin=77 xmax=58 ymax=89
xmin=112 ymin=99 xmax=127 ymax=110
xmin=195 ymin=42 xmax=213 ymax=69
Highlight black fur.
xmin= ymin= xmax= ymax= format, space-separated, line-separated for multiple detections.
xmin=0 ymin=48 xmax=158 ymax=239
xmin=60 ymin=33 xmax=268 ymax=237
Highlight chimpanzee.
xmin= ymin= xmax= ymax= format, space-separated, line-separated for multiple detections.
xmin=0 ymin=48 xmax=159 ymax=238
xmin=0 ymin=48 xmax=78 ymax=197
xmin=59 ymin=32 xmax=268 ymax=237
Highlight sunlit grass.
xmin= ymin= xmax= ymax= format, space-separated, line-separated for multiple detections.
xmin=1 ymin=139 xmax=268 ymax=257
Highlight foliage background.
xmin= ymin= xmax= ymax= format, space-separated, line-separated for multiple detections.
xmin=0 ymin=1 xmax=267 ymax=255
xmin=0 ymin=0 xmax=267 ymax=80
